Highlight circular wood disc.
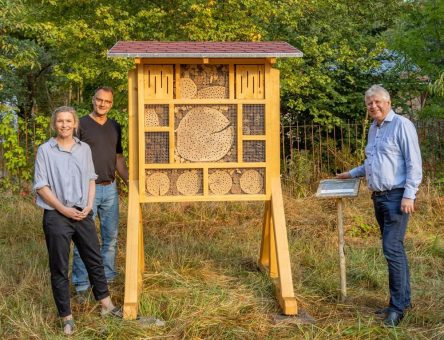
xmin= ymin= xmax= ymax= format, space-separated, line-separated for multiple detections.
xmin=145 ymin=108 xmax=159 ymax=127
xmin=176 ymin=170 xmax=201 ymax=195
xmin=239 ymin=170 xmax=263 ymax=194
xmin=176 ymin=107 xmax=234 ymax=162
xmin=180 ymin=78 xmax=197 ymax=99
xmin=197 ymin=86 xmax=226 ymax=99
xmin=146 ymin=172 xmax=170 ymax=196
xmin=209 ymin=170 xmax=232 ymax=195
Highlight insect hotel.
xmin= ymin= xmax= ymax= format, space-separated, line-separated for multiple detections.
xmin=107 ymin=41 xmax=303 ymax=319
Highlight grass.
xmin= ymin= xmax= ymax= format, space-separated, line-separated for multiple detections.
xmin=0 ymin=184 xmax=443 ymax=339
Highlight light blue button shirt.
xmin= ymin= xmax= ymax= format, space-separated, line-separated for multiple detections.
xmin=349 ymin=110 xmax=422 ymax=199
xmin=33 ymin=137 xmax=97 ymax=210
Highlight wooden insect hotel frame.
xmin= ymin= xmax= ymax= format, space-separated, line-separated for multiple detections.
xmin=107 ymin=41 xmax=303 ymax=319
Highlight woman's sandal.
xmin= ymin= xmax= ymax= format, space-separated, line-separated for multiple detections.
xmin=62 ymin=319 xmax=75 ymax=335
xmin=101 ymin=306 xmax=123 ymax=318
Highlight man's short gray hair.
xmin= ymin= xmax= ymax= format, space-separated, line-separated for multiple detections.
xmin=365 ymin=85 xmax=391 ymax=101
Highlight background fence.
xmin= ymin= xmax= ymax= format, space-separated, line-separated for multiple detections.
xmin=1 ymin=116 xmax=443 ymax=194
xmin=281 ymin=119 xmax=444 ymax=196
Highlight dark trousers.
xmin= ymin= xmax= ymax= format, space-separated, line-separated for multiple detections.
xmin=43 ymin=209 xmax=109 ymax=317
xmin=372 ymin=188 xmax=411 ymax=314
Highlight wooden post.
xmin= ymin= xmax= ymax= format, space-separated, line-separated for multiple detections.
xmin=123 ymin=69 xmax=143 ymax=319
xmin=269 ymin=211 xmax=278 ymax=279
xmin=270 ymin=177 xmax=297 ymax=315
xmin=259 ymin=201 xmax=271 ymax=270
xmin=316 ymin=179 xmax=360 ymax=302
xmin=336 ymin=198 xmax=347 ymax=301
xmin=258 ymin=179 xmax=298 ymax=315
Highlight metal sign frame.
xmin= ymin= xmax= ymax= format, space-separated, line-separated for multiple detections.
xmin=315 ymin=178 xmax=360 ymax=198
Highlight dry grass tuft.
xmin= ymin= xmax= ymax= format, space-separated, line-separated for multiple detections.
xmin=0 ymin=184 xmax=443 ymax=339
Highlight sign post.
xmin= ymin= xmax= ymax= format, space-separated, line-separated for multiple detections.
xmin=315 ymin=178 xmax=360 ymax=301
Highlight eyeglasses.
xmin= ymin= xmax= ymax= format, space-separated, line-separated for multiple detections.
xmin=94 ymin=97 xmax=113 ymax=106
xmin=365 ymin=99 xmax=388 ymax=108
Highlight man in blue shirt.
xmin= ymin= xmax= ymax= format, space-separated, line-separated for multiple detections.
xmin=337 ymin=85 xmax=422 ymax=327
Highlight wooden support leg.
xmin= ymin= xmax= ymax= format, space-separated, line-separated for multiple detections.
xmin=259 ymin=201 xmax=271 ymax=269
xmin=259 ymin=201 xmax=278 ymax=278
xmin=271 ymin=177 xmax=298 ymax=315
xmin=123 ymin=180 xmax=143 ymax=320
xmin=269 ymin=215 xmax=278 ymax=278
xmin=138 ymin=206 xmax=145 ymax=293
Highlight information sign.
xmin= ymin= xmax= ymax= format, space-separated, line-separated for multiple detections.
xmin=315 ymin=178 xmax=360 ymax=198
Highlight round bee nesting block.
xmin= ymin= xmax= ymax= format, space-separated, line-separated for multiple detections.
xmin=176 ymin=106 xmax=234 ymax=162
xmin=146 ymin=172 xmax=170 ymax=196
xmin=180 ymin=78 xmax=197 ymax=99
xmin=197 ymin=86 xmax=227 ymax=99
xmin=145 ymin=108 xmax=160 ymax=127
xmin=208 ymin=170 xmax=232 ymax=195
xmin=176 ymin=170 xmax=201 ymax=195
xmin=239 ymin=169 xmax=263 ymax=194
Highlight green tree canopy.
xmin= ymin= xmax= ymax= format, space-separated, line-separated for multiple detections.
xmin=1 ymin=0 xmax=438 ymax=124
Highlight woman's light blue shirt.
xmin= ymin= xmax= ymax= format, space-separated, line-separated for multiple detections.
xmin=33 ymin=137 xmax=97 ymax=210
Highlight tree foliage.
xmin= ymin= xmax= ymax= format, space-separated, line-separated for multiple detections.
xmin=1 ymin=0 xmax=415 ymax=124
xmin=1 ymin=0 xmax=442 ymax=189
xmin=385 ymin=0 xmax=444 ymax=118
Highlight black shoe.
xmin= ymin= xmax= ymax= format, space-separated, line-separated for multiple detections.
xmin=374 ymin=307 xmax=390 ymax=317
xmin=383 ymin=311 xmax=404 ymax=327
xmin=375 ymin=304 xmax=411 ymax=318
xmin=76 ymin=289 xmax=90 ymax=304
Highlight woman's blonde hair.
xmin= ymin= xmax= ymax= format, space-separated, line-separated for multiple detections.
xmin=50 ymin=106 xmax=79 ymax=132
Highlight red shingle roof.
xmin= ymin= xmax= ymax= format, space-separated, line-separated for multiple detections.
xmin=107 ymin=41 xmax=302 ymax=58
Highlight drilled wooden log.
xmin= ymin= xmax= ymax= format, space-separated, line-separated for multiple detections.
xmin=180 ymin=78 xmax=197 ymax=99
xmin=197 ymin=86 xmax=226 ymax=99
xmin=145 ymin=172 xmax=170 ymax=196
xmin=176 ymin=170 xmax=201 ymax=195
xmin=240 ymin=169 xmax=263 ymax=194
xmin=208 ymin=170 xmax=232 ymax=195
xmin=176 ymin=107 xmax=234 ymax=162
xmin=145 ymin=108 xmax=160 ymax=127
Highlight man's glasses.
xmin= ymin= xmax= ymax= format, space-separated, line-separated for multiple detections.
xmin=94 ymin=97 xmax=113 ymax=106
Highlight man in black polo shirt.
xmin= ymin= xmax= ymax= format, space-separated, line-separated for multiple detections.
xmin=72 ymin=86 xmax=128 ymax=298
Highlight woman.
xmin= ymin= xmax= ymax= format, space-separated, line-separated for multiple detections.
xmin=33 ymin=106 xmax=121 ymax=335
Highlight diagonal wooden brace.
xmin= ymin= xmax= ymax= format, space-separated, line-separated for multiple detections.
xmin=259 ymin=177 xmax=298 ymax=315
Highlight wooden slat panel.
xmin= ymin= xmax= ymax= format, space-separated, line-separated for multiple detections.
xmin=236 ymin=65 xmax=265 ymax=99
xmin=144 ymin=65 xmax=174 ymax=100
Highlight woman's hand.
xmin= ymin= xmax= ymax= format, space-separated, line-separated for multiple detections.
xmin=80 ymin=205 xmax=93 ymax=219
xmin=61 ymin=206 xmax=85 ymax=220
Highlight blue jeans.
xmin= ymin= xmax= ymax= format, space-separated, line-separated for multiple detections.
xmin=372 ymin=188 xmax=410 ymax=314
xmin=72 ymin=181 xmax=119 ymax=292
